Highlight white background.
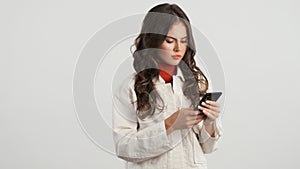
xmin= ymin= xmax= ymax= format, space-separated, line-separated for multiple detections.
xmin=1 ymin=0 xmax=300 ymax=168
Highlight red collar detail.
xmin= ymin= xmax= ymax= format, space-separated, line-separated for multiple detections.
xmin=158 ymin=63 xmax=176 ymax=83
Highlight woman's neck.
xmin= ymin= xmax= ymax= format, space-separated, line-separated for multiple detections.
xmin=157 ymin=62 xmax=177 ymax=83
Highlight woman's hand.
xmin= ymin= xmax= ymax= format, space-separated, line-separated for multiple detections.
xmin=164 ymin=108 xmax=205 ymax=134
xmin=198 ymin=100 xmax=220 ymax=137
xmin=198 ymin=100 xmax=221 ymax=125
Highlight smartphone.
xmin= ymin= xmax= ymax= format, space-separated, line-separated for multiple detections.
xmin=194 ymin=92 xmax=222 ymax=111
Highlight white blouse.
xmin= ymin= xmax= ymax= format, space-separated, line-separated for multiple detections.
xmin=112 ymin=68 xmax=222 ymax=169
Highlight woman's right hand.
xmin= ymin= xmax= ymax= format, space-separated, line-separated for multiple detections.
xmin=164 ymin=108 xmax=205 ymax=134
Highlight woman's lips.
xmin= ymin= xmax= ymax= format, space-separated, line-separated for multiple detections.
xmin=172 ymin=55 xmax=182 ymax=60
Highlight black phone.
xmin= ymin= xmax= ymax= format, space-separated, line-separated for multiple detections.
xmin=194 ymin=92 xmax=222 ymax=111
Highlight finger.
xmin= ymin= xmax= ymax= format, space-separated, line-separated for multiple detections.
xmin=201 ymin=102 xmax=220 ymax=112
xmin=201 ymin=108 xmax=218 ymax=120
xmin=189 ymin=114 xmax=203 ymax=122
xmin=197 ymin=113 xmax=206 ymax=118
xmin=190 ymin=116 xmax=202 ymax=123
xmin=202 ymin=110 xmax=216 ymax=120
xmin=193 ymin=118 xmax=203 ymax=125
xmin=188 ymin=110 xmax=201 ymax=117
xmin=203 ymin=101 xmax=220 ymax=110
xmin=198 ymin=105 xmax=213 ymax=113
xmin=189 ymin=117 xmax=203 ymax=126
xmin=204 ymin=100 xmax=220 ymax=108
xmin=196 ymin=114 xmax=205 ymax=120
xmin=204 ymin=108 xmax=219 ymax=118
xmin=189 ymin=113 xmax=204 ymax=122
xmin=185 ymin=107 xmax=200 ymax=114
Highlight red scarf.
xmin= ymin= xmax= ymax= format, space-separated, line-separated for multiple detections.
xmin=158 ymin=63 xmax=176 ymax=83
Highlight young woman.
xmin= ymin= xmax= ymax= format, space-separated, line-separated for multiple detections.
xmin=112 ymin=3 xmax=222 ymax=169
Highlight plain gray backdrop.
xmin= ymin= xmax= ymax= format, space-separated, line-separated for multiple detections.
xmin=1 ymin=0 xmax=300 ymax=168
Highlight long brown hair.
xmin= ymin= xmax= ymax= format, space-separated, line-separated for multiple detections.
xmin=133 ymin=3 xmax=208 ymax=119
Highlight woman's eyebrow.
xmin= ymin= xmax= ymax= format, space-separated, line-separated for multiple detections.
xmin=166 ymin=35 xmax=188 ymax=40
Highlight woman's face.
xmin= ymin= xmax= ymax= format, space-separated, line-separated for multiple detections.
xmin=157 ymin=21 xmax=188 ymax=66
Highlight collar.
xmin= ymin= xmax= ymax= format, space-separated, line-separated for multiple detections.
xmin=156 ymin=66 xmax=185 ymax=84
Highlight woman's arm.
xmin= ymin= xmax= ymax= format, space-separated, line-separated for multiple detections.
xmin=112 ymin=79 xmax=172 ymax=163
xmin=194 ymin=100 xmax=223 ymax=153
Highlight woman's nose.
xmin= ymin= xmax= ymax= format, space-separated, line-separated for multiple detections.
xmin=174 ymin=42 xmax=182 ymax=52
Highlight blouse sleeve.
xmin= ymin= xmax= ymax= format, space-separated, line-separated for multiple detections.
xmin=192 ymin=120 xmax=223 ymax=153
xmin=112 ymin=76 xmax=172 ymax=163
xmin=192 ymin=74 xmax=223 ymax=153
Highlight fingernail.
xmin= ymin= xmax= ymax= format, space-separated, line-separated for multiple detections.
xmin=206 ymin=100 xmax=210 ymax=103
xmin=201 ymin=102 xmax=205 ymax=105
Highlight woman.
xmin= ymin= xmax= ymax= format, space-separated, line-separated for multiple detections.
xmin=112 ymin=3 xmax=222 ymax=169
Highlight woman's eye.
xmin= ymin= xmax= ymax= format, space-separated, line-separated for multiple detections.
xmin=181 ymin=39 xmax=187 ymax=43
xmin=166 ymin=39 xmax=173 ymax=43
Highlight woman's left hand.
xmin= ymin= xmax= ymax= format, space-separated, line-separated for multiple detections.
xmin=198 ymin=100 xmax=220 ymax=126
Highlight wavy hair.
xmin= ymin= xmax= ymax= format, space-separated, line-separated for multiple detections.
xmin=132 ymin=3 xmax=208 ymax=119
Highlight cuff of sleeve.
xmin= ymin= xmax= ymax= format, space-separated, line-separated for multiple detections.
xmin=160 ymin=120 xmax=182 ymax=148
xmin=199 ymin=122 xmax=222 ymax=143
xmin=152 ymin=121 xmax=173 ymax=150
xmin=131 ymin=121 xmax=172 ymax=156
xmin=167 ymin=129 xmax=182 ymax=148
xmin=142 ymin=121 xmax=171 ymax=145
